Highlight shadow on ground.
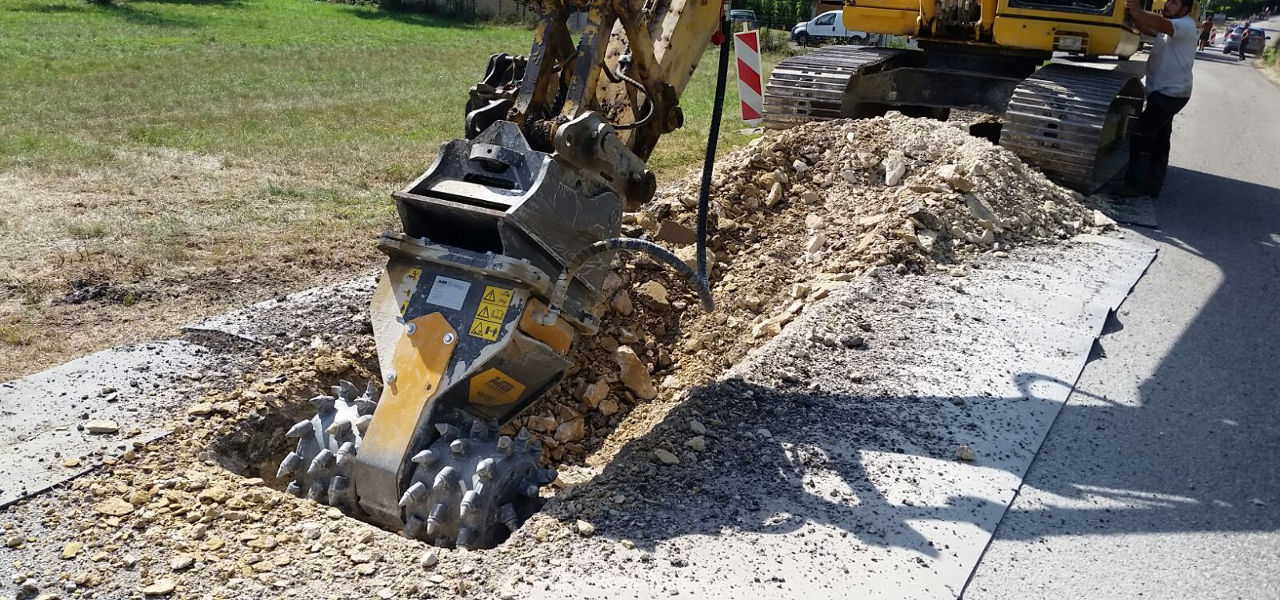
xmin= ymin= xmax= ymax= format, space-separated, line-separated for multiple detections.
xmin=542 ymin=165 xmax=1280 ymax=561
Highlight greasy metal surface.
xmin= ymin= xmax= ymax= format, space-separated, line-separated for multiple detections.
xmin=1000 ymin=64 xmax=1144 ymax=192
xmin=399 ymin=420 xmax=557 ymax=548
xmin=394 ymin=120 xmax=616 ymax=327
xmin=554 ymin=112 xmax=655 ymax=207
xmin=354 ymin=312 xmax=456 ymax=526
xmin=518 ymin=299 xmax=575 ymax=355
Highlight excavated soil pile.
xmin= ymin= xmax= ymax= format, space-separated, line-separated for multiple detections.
xmin=2 ymin=115 xmax=1118 ymax=600
xmin=512 ymin=112 xmax=1117 ymax=468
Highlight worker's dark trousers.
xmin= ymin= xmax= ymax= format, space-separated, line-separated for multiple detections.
xmin=1125 ymin=92 xmax=1189 ymax=196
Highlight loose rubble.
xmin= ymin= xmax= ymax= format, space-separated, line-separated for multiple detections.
xmin=1 ymin=114 xmax=1112 ymax=599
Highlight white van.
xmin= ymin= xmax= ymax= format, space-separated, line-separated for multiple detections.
xmin=790 ymin=10 xmax=872 ymax=46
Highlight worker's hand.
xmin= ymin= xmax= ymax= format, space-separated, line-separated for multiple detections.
xmin=1125 ymin=0 xmax=1141 ymax=13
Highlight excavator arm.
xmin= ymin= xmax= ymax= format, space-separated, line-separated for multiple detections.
xmin=279 ymin=0 xmax=724 ymax=549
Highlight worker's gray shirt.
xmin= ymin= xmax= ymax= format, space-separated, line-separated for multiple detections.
xmin=1146 ymin=15 xmax=1197 ymax=98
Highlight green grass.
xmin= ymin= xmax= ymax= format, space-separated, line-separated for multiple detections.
xmin=0 ymin=0 xmax=775 ymax=182
xmin=0 ymin=0 xmax=786 ymax=379
xmin=0 ymin=0 xmax=532 ymax=180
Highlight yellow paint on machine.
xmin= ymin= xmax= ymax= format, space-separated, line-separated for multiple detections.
xmin=468 ymin=368 xmax=528 ymax=406
xmin=517 ymin=299 xmax=576 ymax=355
xmin=398 ymin=268 xmax=422 ymax=316
xmin=354 ymin=312 xmax=456 ymax=523
xmin=469 ymin=286 xmax=513 ymax=341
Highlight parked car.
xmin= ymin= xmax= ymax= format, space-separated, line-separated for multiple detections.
xmin=790 ymin=10 xmax=872 ymax=46
xmin=729 ymin=9 xmax=757 ymax=30
xmin=1222 ymin=25 xmax=1267 ymax=55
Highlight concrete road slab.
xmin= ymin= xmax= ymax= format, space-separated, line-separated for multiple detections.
xmin=966 ymin=19 xmax=1280 ymax=599
xmin=493 ymin=235 xmax=1155 ymax=599
xmin=0 ymin=341 xmax=211 ymax=507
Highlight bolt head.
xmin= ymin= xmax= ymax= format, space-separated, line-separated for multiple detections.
xmin=406 ymin=323 xmax=418 ymax=335
xmin=443 ymin=333 xmax=456 ymax=345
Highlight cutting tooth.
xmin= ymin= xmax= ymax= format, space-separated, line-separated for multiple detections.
xmin=460 ymin=490 xmax=479 ymax=519
xmin=308 ymin=480 xmax=326 ymax=502
xmin=538 ymin=468 xmax=558 ymax=484
xmin=286 ymin=420 xmax=314 ymax=438
xmin=355 ymin=399 xmax=378 ymax=416
xmin=404 ymin=515 xmax=426 ymax=539
xmin=497 ymin=435 xmax=514 ymax=457
xmin=529 ymin=438 xmax=543 ymax=455
xmin=435 ymin=423 xmax=460 ymax=442
xmin=469 ymin=420 xmax=488 ymax=440
xmin=309 ymin=395 xmax=336 ymax=412
xmin=433 ymin=466 xmax=457 ymax=491
xmin=328 ymin=476 xmax=351 ymax=505
xmin=515 ymin=427 xmax=531 ymax=451
xmin=457 ymin=526 xmax=477 ymax=549
xmin=411 ymin=449 xmax=439 ymax=466
xmin=476 ymin=458 xmax=496 ymax=482
xmin=450 ymin=439 xmax=467 ymax=458
xmin=353 ymin=414 xmax=373 ymax=434
xmin=326 ymin=420 xmax=352 ymax=438
xmin=498 ymin=503 xmax=519 ymax=530
xmin=335 ymin=442 xmax=356 ymax=467
xmin=338 ymin=380 xmax=359 ymax=400
xmin=399 ymin=482 xmax=427 ymax=507
xmin=426 ymin=502 xmax=447 ymax=536
xmin=362 ymin=382 xmax=378 ymax=400
xmin=519 ymin=481 xmax=540 ymax=498
xmin=308 ymin=449 xmax=335 ymax=476
xmin=286 ymin=481 xmax=303 ymax=497
xmin=277 ymin=452 xmax=302 ymax=478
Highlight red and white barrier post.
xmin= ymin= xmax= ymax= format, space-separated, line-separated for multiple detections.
xmin=734 ymin=30 xmax=763 ymax=126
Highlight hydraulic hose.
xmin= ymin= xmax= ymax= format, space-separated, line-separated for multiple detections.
xmin=541 ymin=15 xmax=733 ymax=326
xmin=697 ymin=15 xmax=732 ymax=283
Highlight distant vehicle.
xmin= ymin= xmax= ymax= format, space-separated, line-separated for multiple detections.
xmin=790 ymin=10 xmax=872 ymax=46
xmin=1222 ymin=26 xmax=1267 ymax=55
xmin=729 ymin=9 xmax=757 ymax=29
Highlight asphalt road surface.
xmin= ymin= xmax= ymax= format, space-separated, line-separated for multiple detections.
xmin=965 ymin=20 xmax=1280 ymax=600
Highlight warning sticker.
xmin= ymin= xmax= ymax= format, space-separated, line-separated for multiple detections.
xmin=468 ymin=368 xmax=527 ymax=406
xmin=398 ymin=268 xmax=421 ymax=316
xmin=468 ymin=286 xmax=513 ymax=341
xmin=425 ymin=276 xmax=470 ymax=311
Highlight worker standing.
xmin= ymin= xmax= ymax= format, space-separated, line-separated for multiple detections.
xmin=1198 ymin=15 xmax=1213 ymax=51
xmin=1120 ymin=0 xmax=1197 ymax=198
xmin=1238 ymin=21 xmax=1252 ymax=60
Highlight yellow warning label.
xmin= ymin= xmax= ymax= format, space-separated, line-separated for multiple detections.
xmin=399 ymin=268 xmax=422 ymax=316
xmin=468 ymin=368 xmax=527 ymax=406
xmin=468 ymin=285 xmax=513 ymax=341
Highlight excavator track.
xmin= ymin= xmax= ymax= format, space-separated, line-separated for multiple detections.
xmin=999 ymin=64 xmax=1144 ymax=193
xmin=762 ymin=46 xmax=906 ymax=128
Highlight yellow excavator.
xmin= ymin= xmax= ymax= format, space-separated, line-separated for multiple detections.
xmin=765 ymin=0 xmax=1155 ymax=192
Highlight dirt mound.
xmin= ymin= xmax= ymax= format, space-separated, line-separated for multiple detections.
xmin=1 ymin=115 xmax=1118 ymax=599
xmin=513 ymin=113 xmax=1116 ymax=467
